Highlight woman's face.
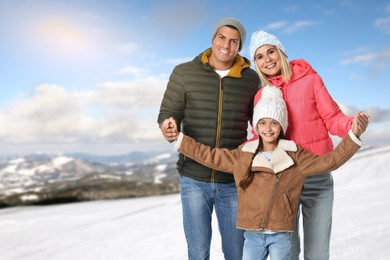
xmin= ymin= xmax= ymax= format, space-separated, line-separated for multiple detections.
xmin=254 ymin=45 xmax=282 ymax=77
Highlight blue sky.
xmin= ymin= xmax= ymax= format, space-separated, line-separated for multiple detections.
xmin=0 ymin=0 xmax=389 ymax=155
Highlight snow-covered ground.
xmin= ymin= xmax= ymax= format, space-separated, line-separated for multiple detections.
xmin=0 ymin=145 xmax=389 ymax=260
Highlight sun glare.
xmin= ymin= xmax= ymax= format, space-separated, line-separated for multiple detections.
xmin=32 ymin=17 xmax=92 ymax=58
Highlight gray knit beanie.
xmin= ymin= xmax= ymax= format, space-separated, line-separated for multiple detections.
xmin=212 ymin=17 xmax=246 ymax=51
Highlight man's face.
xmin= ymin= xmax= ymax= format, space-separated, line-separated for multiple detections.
xmin=209 ymin=26 xmax=240 ymax=70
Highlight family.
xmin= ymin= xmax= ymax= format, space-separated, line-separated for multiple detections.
xmin=157 ymin=17 xmax=369 ymax=260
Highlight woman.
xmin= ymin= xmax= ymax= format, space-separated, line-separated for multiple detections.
xmin=248 ymin=30 xmax=369 ymax=259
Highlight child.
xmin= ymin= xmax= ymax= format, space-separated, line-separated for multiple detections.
xmin=173 ymin=86 xmax=368 ymax=260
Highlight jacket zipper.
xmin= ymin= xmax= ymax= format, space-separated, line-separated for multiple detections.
xmin=261 ymin=174 xmax=280 ymax=229
xmin=211 ymin=78 xmax=223 ymax=182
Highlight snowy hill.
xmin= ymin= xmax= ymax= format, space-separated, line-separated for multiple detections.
xmin=331 ymin=144 xmax=390 ymax=259
xmin=0 ymin=152 xmax=179 ymax=206
xmin=0 ymin=144 xmax=389 ymax=259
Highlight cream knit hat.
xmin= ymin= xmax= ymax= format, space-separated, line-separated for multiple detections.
xmin=248 ymin=30 xmax=287 ymax=60
xmin=253 ymin=86 xmax=288 ymax=134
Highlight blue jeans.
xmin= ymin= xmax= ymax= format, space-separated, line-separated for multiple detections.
xmin=242 ymin=231 xmax=292 ymax=260
xmin=180 ymin=175 xmax=244 ymax=260
xmin=291 ymin=173 xmax=334 ymax=260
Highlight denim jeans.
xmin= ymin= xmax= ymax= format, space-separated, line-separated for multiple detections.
xmin=242 ymin=231 xmax=292 ymax=260
xmin=291 ymin=173 xmax=334 ymax=260
xmin=180 ymin=175 xmax=244 ymax=260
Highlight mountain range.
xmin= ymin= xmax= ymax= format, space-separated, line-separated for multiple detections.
xmin=2 ymin=140 xmax=389 ymax=208
xmin=0 ymin=151 xmax=179 ymax=206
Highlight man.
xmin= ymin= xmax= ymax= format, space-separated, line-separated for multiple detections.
xmin=157 ymin=17 xmax=260 ymax=259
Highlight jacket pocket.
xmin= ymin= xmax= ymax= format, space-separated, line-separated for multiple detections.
xmin=283 ymin=193 xmax=293 ymax=216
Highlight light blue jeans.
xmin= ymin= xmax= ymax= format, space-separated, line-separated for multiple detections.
xmin=180 ymin=175 xmax=244 ymax=260
xmin=242 ymin=231 xmax=292 ymax=260
xmin=291 ymin=173 xmax=334 ymax=260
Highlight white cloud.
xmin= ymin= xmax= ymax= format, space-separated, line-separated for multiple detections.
xmin=364 ymin=107 xmax=390 ymax=122
xmin=118 ymin=66 xmax=144 ymax=76
xmin=263 ymin=21 xmax=288 ymax=31
xmin=337 ymin=102 xmax=390 ymax=146
xmin=283 ymin=20 xmax=316 ymax=33
xmin=340 ymin=49 xmax=390 ymax=75
xmin=340 ymin=0 xmax=359 ymax=9
xmin=0 ymin=84 xmax=85 ymax=143
xmin=263 ymin=20 xmax=316 ymax=34
xmin=0 ymin=77 xmax=168 ymax=149
xmin=341 ymin=53 xmax=378 ymax=65
xmin=338 ymin=102 xmax=390 ymax=123
xmin=340 ymin=47 xmax=371 ymax=56
xmin=90 ymin=113 xmax=138 ymax=139
xmin=385 ymin=4 xmax=390 ymax=13
xmin=374 ymin=16 xmax=390 ymax=34
xmin=0 ymin=80 xmax=388 ymax=155
xmin=337 ymin=102 xmax=360 ymax=118
xmin=87 ymin=76 xmax=167 ymax=109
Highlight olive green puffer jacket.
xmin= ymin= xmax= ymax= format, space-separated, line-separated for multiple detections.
xmin=158 ymin=49 xmax=260 ymax=182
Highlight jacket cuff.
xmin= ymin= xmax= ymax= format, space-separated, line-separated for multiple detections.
xmin=173 ymin=132 xmax=184 ymax=152
xmin=348 ymin=129 xmax=363 ymax=147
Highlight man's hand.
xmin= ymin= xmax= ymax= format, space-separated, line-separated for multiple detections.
xmin=352 ymin=112 xmax=369 ymax=138
xmin=160 ymin=117 xmax=178 ymax=141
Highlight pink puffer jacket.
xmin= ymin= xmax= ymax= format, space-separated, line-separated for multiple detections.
xmin=251 ymin=59 xmax=353 ymax=155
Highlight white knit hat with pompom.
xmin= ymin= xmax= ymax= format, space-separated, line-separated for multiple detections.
xmin=248 ymin=30 xmax=287 ymax=60
xmin=253 ymin=85 xmax=288 ymax=134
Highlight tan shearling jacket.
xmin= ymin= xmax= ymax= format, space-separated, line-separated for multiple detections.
xmin=174 ymin=130 xmax=362 ymax=231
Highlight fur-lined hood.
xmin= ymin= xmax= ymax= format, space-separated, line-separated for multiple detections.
xmin=242 ymin=139 xmax=297 ymax=173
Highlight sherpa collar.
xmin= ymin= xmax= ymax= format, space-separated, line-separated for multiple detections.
xmin=242 ymin=139 xmax=298 ymax=173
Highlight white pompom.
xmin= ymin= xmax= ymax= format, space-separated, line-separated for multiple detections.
xmin=261 ymin=85 xmax=283 ymax=99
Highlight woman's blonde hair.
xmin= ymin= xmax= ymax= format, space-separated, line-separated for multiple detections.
xmin=254 ymin=48 xmax=292 ymax=87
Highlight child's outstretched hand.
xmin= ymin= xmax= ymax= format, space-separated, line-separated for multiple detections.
xmin=352 ymin=112 xmax=369 ymax=138
xmin=160 ymin=117 xmax=178 ymax=141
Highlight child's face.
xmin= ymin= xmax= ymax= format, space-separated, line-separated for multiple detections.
xmin=256 ymin=118 xmax=282 ymax=147
xmin=254 ymin=45 xmax=282 ymax=77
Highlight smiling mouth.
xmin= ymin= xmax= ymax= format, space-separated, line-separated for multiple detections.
xmin=219 ymin=48 xmax=229 ymax=54
xmin=266 ymin=63 xmax=276 ymax=69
